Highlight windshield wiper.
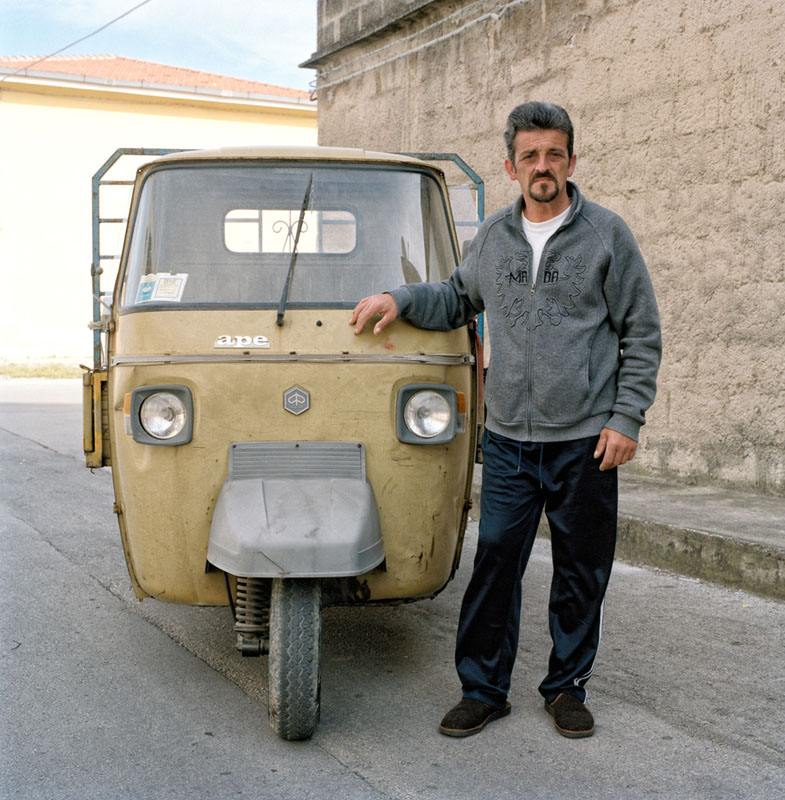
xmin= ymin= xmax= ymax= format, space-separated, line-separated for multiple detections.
xmin=276 ymin=173 xmax=313 ymax=326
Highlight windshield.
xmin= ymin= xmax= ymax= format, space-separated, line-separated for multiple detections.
xmin=120 ymin=162 xmax=459 ymax=310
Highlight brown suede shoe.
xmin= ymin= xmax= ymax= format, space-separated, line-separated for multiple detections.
xmin=545 ymin=693 xmax=595 ymax=738
xmin=438 ymin=698 xmax=511 ymax=738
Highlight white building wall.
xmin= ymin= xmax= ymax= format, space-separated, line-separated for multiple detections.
xmin=0 ymin=84 xmax=316 ymax=363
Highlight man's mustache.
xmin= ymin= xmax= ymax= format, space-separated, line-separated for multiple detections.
xmin=532 ymin=171 xmax=556 ymax=182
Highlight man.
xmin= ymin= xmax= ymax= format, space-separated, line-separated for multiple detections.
xmin=350 ymin=102 xmax=661 ymax=739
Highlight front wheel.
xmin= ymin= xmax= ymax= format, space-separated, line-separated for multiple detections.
xmin=268 ymin=578 xmax=322 ymax=740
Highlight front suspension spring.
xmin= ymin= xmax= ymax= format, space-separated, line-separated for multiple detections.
xmin=234 ymin=576 xmax=271 ymax=655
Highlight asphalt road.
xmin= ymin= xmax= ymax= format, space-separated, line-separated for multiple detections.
xmin=1 ymin=379 xmax=783 ymax=800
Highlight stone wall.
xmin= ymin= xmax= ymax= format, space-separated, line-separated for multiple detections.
xmin=304 ymin=0 xmax=785 ymax=495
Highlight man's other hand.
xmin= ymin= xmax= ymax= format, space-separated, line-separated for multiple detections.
xmin=594 ymin=428 xmax=637 ymax=471
xmin=350 ymin=293 xmax=399 ymax=335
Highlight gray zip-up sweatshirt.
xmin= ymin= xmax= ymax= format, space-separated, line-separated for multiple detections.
xmin=389 ymin=182 xmax=661 ymax=443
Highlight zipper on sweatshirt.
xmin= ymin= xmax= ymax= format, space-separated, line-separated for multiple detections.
xmin=515 ymin=226 xmax=541 ymax=441
xmin=515 ymin=230 xmax=537 ymax=440
xmin=524 ymin=223 xmax=568 ymax=439
xmin=526 ymin=254 xmax=536 ymax=440
xmin=526 ymin=295 xmax=535 ymax=439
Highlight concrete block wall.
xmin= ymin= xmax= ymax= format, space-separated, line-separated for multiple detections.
xmin=305 ymin=0 xmax=785 ymax=496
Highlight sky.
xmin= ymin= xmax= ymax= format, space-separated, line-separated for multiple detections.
xmin=0 ymin=0 xmax=318 ymax=91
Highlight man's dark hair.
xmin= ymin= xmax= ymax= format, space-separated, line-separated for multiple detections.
xmin=504 ymin=102 xmax=574 ymax=161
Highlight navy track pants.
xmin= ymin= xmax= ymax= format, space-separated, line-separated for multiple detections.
xmin=456 ymin=428 xmax=618 ymax=707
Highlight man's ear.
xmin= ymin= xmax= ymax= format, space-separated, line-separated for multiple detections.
xmin=567 ymin=153 xmax=577 ymax=177
xmin=504 ymin=158 xmax=517 ymax=181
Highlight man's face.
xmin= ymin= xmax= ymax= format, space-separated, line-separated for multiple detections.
xmin=504 ymin=129 xmax=576 ymax=210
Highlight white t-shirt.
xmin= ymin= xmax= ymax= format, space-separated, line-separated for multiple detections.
xmin=522 ymin=206 xmax=570 ymax=284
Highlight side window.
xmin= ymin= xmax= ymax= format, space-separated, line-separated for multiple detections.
xmin=447 ymin=184 xmax=480 ymax=258
xmin=224 ymin=209 xmax=356 ymax=254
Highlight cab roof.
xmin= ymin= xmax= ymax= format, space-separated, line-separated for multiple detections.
xmin=148 ymin=145 xmax=435 ymax=169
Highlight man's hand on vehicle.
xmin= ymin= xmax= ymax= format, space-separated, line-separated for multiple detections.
xmin=594 ymin=428 xmax=637 ymax=471
xmin=350 ymin=293 xmax=399 ymax=335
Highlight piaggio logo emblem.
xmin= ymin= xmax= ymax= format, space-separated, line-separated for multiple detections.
xmin=283 ymin=386 xmax=310 ymax=415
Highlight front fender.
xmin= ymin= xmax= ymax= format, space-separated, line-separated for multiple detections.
xmin=207 ymin=477 xmax=383 ymax=578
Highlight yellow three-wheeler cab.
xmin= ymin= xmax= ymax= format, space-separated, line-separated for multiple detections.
xmin=84 ymin=146 xmax=481 ymax=740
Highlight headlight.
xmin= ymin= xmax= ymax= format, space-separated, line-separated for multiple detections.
xmin=396 ymin=384 xmax=458 ymax=445
xmin=404 ymin=390 xmax=451 ymax=438
xmin=140 ymin=392 xmax=187 ymax=439
xmin=129 ymin=385 xmax=193 ymax=446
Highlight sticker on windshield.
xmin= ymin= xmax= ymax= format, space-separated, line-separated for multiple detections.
xmin=135 ymin=275 xmax=157 ymax=303
xmin=135 ymin=273 xmax=189 ymax=303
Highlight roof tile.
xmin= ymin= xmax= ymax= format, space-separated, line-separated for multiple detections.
xmin=0 ymin=54 xmax=310 ymax=99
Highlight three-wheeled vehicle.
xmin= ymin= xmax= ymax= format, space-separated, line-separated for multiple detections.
xmin=83 ymin=146 xmax=483 ymax=740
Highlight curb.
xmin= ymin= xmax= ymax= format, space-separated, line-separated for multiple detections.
xmin=614 ymin=515 xmax=785 ymax=601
